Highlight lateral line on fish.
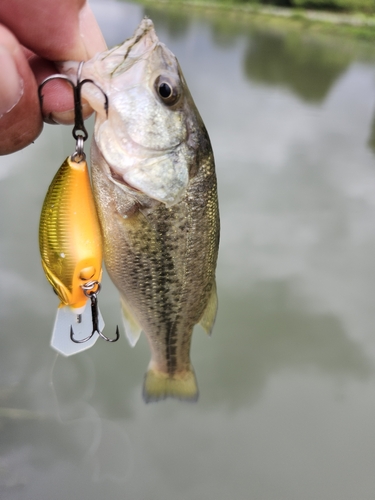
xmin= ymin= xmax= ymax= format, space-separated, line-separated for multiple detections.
xmin=165 ymin=206 xmax=190 ymax=376
xmin=153 ymin=214 xmax=179 ymax=375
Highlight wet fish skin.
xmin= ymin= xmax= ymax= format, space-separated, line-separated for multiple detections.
xmin=62 ymin=18 xmax=219 ymax=401
xmin=91 ymin=129 xmax=219 ymax=402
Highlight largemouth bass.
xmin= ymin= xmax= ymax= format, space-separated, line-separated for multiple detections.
xmin=62 ymin=18 xmax=219 ymax=401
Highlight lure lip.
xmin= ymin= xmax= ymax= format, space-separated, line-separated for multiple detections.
xmin=50 ymin=303 xmax=103 ymax=356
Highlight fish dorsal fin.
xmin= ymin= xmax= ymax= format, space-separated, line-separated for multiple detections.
xmin=199 ymin=280 xmax=218 ymax=335
xmin=120 ymin=296 xmax=142 ymax=347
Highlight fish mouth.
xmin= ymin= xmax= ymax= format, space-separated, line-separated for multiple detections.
xmin=109 ymin=18 xmax=159 ymax=77
xmin=130 ymin=17 xmax=158 ymax=47
xmin=108 ymin=166 xmax=141 ymax=195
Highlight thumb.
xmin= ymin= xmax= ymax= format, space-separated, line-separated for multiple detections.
xmin=0 ymin=25 xmax=42 ymax=155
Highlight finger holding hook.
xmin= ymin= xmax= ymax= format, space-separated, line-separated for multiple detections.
xmin=38 ymin=62 xmax=108 ymax=129
xmin=38 ymin=73 xmax=82 ymax=125
xmin=38 ymin=69 xmax=90 ymax=140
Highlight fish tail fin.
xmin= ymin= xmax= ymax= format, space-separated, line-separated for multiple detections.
xmin=143 ymin=366 xmax=199 ymax=403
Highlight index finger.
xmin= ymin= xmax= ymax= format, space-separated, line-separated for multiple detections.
xmin=0 ymin=0 xmax=107 ymax=154
xmin=0 ymin=0 xmax=106 ymax=61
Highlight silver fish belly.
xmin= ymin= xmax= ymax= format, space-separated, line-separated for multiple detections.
xmin=63 ymin=18 xmax=219 ymax=402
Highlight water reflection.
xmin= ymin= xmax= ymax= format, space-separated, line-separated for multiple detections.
xmin=368 ymin=107 xmax=375 ymax=154
xmin=144 ymin=6 xmax=190 ymax=39
xmin=90 ymin=0 xmax=144 ymax=47
xmin=203 ymin=280 xmax=373 ymax=408
xmin=243 ymin=31 xmax=352 ymax=103
xmin=0 ymin=351 xmax=133 ymax=498
xmin=0 ymin=415 xmax=133 ymax=498
xmin=144 ymin=4 xmax=354 ymax=104
xmin=2 ymin=1 xmax=375 ymax=499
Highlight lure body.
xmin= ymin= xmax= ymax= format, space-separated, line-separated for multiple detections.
xmin=39 ymin=155 xmax=103 ymax=308
xmin=39 ymin=155 xmax=104 ymax=354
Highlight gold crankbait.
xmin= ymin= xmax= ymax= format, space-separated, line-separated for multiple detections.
xmin=39 ymin=154 xmax=103 ymax=309
xmin=38 ymin=65 xmax=119 ymax=356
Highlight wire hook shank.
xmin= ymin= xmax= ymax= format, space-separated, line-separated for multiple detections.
xmin=70 ymin=287 xmax=120 ymax=344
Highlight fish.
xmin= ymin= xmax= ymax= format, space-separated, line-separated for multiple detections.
xmin=61 ymin=18 xmax=220 ymax=401
xmin=39 ymin=155 xmax=104 ymax=355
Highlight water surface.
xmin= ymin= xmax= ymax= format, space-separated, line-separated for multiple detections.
xmin=1 ymin=2 xmax=375 ymax=499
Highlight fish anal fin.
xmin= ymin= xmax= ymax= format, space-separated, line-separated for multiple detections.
xmin=199 ymin=280 xmax=218 ymax=335
xmin=143 ymin=367 xmax=198 ymax=403
xmin=120 ymin=296 xmax=142 ymax=347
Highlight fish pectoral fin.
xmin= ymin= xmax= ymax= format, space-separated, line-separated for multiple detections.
xmin=199 ymin=280 xmax=218 ymax=336
xmin=120 ymin=296 xmax=142 ymax=347
xmin=143 ymin=366 xmax=198 ymax=403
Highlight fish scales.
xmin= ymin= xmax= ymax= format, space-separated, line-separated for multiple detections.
xmin=92 ymin=140 xmax=218 ymax=371
xmin=61 ymin=18 xmax=219 ymax=401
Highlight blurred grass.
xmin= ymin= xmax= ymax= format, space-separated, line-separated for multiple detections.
xmin=187 ymin=0 xmax=375 ymax=14
xmin=290 ymin=0 xmax=374 ymax=14
xmin=137 ymin=0 xmax=375 ymax=41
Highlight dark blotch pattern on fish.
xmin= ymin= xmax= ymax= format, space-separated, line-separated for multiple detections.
xmin=92 ymin=142 xmax=219 ymax=377
xmin=86 ymin=18 xmax=219 ymax=400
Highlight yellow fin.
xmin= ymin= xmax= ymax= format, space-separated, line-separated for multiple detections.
xmin=120 ymin=296 xmax=142 ymax=347
xmin=143 ymin=367 xmax=199 ymax=403
xmin=199 ymin=280 xmax=218 ymax=335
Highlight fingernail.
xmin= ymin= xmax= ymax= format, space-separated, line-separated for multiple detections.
xmin=79 ymin=2 xmax=107 ymax=59
xmin=49 ymin=102 xmax=93 ymax=125
xmin=0 ymin=45 xmax=23 ymax=118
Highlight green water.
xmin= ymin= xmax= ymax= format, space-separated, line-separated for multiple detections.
xmin=2 ymin=1 xmax=375 ymax=498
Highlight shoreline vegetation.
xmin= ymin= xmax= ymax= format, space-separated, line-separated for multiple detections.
xmin=137 ymin=0 xmax=375 ymax=41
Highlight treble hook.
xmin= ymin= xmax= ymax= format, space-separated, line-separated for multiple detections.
xmin=70 ymin=283 xmax=120 ymax=344
xmin=38 ymin=61 xmax=109 ymax=151
xmin=38 ymin=68 xmax=116 ymax=346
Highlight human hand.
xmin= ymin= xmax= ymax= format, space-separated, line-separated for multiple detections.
xmin=0 ymin=0 xmax=107 ymax=155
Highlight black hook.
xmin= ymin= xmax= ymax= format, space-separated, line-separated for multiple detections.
xmin=38 ymin=61 xmax=109 ymax=143
xmin=70 ymin=285 xmax=120 ymax=344
xmin=39 ymin=69 xmax=115 ymax=346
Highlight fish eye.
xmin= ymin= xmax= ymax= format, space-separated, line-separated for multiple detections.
xmin=159 ymin=82 xmax=172 ymax=98
xmin=154 ymin=76 xmax=180 ymax=106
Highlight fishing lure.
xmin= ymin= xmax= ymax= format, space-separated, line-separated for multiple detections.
xmin=38 ymin=64 xmax=119 ymax=356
